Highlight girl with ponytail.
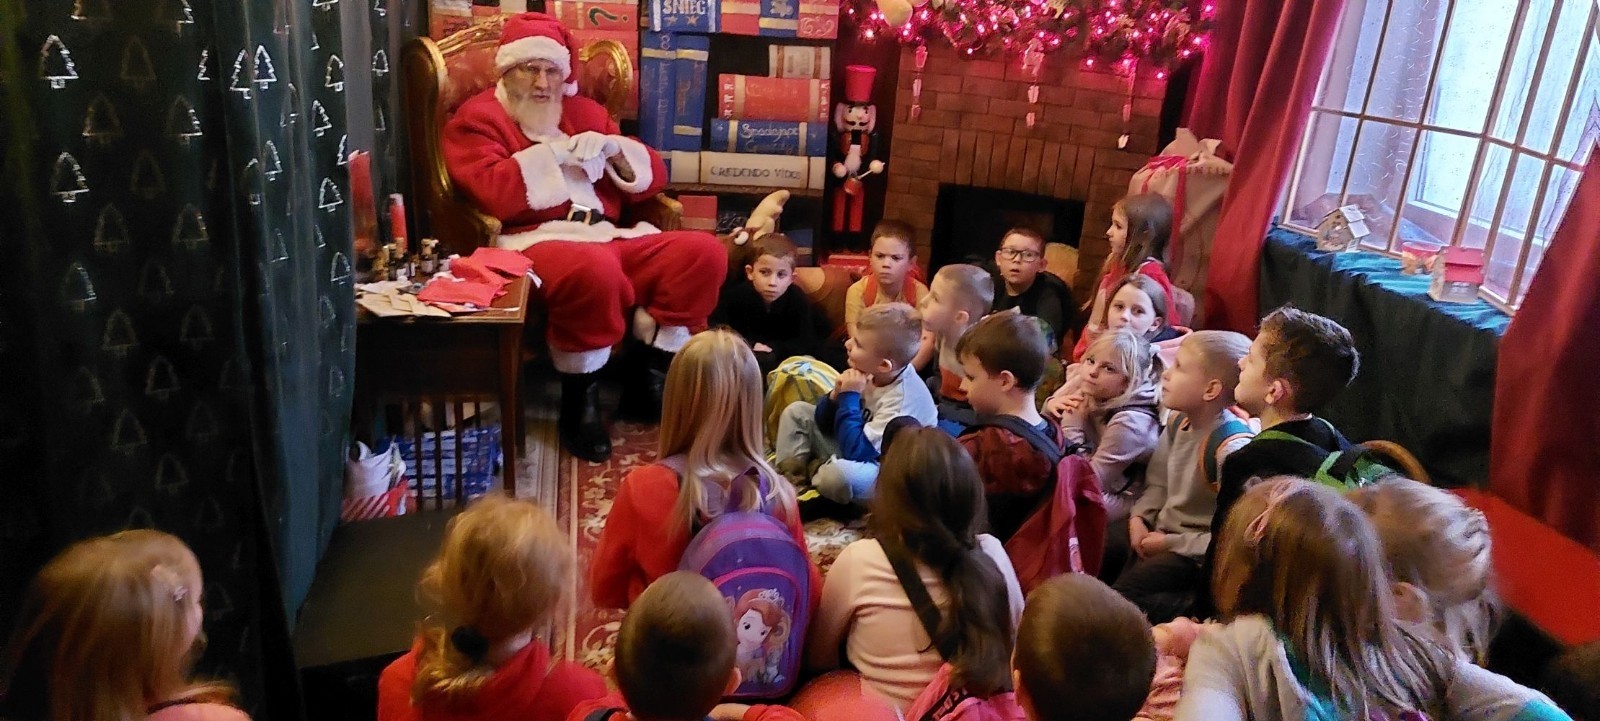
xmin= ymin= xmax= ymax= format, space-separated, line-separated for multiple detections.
xmin=804 ymin=427 xmax=1024 ymax=710
xmin=378 ymin=495 xmax=605 ymax=721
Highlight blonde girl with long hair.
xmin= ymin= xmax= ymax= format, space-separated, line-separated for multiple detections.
xmin=1048 ymin=327 xmax=1163 ymax=527
xmin=1 ymin=530 xmax=244 ymax=721
xmin=1351 ymin=477 xmax=1500 ymax=665
xmin=1175 ymin=477 xmax=1571 ymax=721
xmin=378 ymin=495 xmax=604 ymax=721
xmin=590 ymin=329 xmax=813 ymax=609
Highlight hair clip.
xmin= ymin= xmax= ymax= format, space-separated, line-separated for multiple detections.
xmin=151 ymin=565 xmax=188 ymax=604
xmin=1245 ymin=483 xmax=1296 ymax=546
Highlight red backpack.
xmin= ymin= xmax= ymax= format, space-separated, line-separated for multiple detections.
xmin=967 ymin=416 xmax=1107 ymax=591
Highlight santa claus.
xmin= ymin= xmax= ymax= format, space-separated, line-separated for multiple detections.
xmin=443 ymin=12 xmax=726 ymax=462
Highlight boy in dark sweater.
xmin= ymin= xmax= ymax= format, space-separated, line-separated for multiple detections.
xmin=990 ymin=227 xmax=1077 ymax=350
xmin=954 ymin=310 xmax=1060 ymax=542
xmin=1196 ymin=306 xmax=1358 ymax=614
xmin=712 ymin=234 xmax=834 ymax=376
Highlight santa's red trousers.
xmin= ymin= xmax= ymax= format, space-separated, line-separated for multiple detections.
xmin=522 ymin=231 xmax=727 ymax=353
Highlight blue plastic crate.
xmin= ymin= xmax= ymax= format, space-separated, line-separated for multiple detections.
xmin=389 ymin=424 xmax=500 ymax=500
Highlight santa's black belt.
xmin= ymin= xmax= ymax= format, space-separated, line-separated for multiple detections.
xmin=565 ymin=204 xmax=613 ymax=225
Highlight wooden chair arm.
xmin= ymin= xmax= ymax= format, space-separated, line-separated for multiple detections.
xmin=632 ymin=194 xmax=682 ymax=232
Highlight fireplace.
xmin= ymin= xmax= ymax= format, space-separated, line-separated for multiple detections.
xmin=930 ymin=185 xmax=1084 ymax=270
xmin=879 ymin=44 xmax=1165 ymax=298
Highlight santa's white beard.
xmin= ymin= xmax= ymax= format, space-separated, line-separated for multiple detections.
xmin=500 ymin=85 xmax=563 ymax=140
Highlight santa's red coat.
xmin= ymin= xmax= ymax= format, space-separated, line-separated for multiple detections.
xmin=444 ymin=88 xmax=671 ymax=248
xmin=441 ymin=88 xmax=725 ymax=367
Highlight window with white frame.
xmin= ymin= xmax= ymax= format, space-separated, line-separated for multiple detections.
xmin=1280 ymin=0 xmax=1600 ymax=309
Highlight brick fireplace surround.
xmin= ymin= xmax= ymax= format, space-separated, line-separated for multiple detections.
xmin=880 ymin=44 xmax=1166 ymax=296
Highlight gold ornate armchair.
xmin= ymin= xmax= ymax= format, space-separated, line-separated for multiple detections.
xmin=401 ymin=15 xmax=681 ymax=257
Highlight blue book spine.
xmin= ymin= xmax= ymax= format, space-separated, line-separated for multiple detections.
xmin=708 ymin=119 xmax=826 ymax=156
xmin=650 ymin=0 xmax=720 ymax=33
xmin=671 ymin=34 xmax=711 ymax=152
xmin=639 ymin=32 xmax=677 ymax=152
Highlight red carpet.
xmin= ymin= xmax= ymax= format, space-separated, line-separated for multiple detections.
xmin=552 ymin=423 xmax=865 ymax=673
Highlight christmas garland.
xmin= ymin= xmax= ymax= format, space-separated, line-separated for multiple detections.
xmin=847 ymin=0 xmax=1214 ymax=76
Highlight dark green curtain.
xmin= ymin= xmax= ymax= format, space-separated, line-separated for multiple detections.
xmin=0 ymin=0 xmax=418 ymax=713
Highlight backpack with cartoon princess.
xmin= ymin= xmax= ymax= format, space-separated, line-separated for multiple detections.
xmin=666 ymin=456 xmax=813 ymax=700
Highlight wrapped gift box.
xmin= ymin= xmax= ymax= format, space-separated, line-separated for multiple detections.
xmin=718 ymin=74 xmax=830 ymax=124
xmin=649 ymin=0 xmax=721 ymax=32
xmin=708 ymin=119 xmax=826 ymax=156
xmin=769 ymin=45 xmax=831 ymax=78
xmin=677 ymin=194 xmax=719 ymax=232
xmin=700 ymin=151 xmax=812 ymax=188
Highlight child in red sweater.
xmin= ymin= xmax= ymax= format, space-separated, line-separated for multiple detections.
xmin=379 ymin=496 xmax=605 ymax=721
xmin=590 ymin=329 xmax=813 ymax=609
xmin=569 ymin=573 xmax=805 ymax=721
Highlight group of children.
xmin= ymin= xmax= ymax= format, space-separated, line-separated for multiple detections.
xmin=0 ymin=194 xmax=1580 ymax=721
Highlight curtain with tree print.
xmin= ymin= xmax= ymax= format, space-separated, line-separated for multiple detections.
xmin=0 ymin=0 xmax=417 ymax=712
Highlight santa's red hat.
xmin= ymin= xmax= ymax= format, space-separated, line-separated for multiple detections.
xmin=495 ymin=12 xmax=579 ymax=96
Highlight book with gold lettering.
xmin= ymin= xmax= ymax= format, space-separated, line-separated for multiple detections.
xmin=717 ymin=75 xmax=830 ymax=124
xmin=671 ymin=35 xmax=710 ymax=152
xmin=649 ymin=0 xmax=720 ymax=32
xmin=708 ymin=119 xmax=826 ymax=156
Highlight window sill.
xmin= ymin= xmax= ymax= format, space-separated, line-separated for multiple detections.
xmin=1266 ymin=225 xmax=1511 ymax=337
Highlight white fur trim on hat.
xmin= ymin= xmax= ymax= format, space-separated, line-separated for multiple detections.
xmin=496 ymin=36 xmax=579 ymax=96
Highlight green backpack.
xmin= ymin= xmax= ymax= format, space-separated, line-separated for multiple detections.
xmin=1253 ymin=419 xmax=1412 ymax=490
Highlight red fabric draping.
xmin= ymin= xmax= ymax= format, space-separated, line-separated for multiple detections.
xmin=1489 ymin=147 xmax=1600 ymax=553
xmin=1183 ymin=0 xmax=1346 ymax=332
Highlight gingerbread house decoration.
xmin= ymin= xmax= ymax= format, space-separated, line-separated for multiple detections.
xmin=1316 ymin=205 xmax=1371 ymax=252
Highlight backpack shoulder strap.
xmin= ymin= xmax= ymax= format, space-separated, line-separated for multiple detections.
xmin=879 ymin=538 xmax=957 ymax=661
xmin=1201 ymin=416 xmax=1255 ymax=487
xmin=657 ymin=454 xmax=687 ymax=475
xmin=969 ymin=415 xmax=1064 ymax=466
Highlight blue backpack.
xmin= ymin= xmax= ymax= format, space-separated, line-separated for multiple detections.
xmin=664 ymin=455 xmax=813 ymax=700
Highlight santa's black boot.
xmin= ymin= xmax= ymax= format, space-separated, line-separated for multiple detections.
xmin=616 ymin=345 xmax=672 ymax=423
xmin=559 ymin=372 xmax=611 ymax=462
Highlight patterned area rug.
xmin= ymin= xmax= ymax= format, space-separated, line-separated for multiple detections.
xmin=550 ymin=422 xmax=865 ymax=674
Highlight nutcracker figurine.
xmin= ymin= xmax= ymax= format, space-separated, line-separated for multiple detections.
xmin=832 ymin=65 xmax=885 ymax=233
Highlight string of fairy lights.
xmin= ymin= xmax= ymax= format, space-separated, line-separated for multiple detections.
xmin=847 ymin=0 xmax=1214 ymax=80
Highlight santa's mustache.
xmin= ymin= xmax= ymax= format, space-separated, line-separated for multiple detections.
xmin=501 ymin=85 xmax=562 ymax=137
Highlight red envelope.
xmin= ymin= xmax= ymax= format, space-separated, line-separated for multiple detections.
xmin=469 ymin=247 xmax=535 ymax=278
xmin=446 ymin=256 xmax=511 ymax=290
xmin=417 ymin=277 xmax=502 ymax=308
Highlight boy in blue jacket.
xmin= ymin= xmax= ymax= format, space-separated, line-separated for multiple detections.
xmin=775 ymin=303 xmax=937 ymax=507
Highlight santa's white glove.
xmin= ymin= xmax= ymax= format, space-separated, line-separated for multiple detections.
xmin=568 ymin=131 xmax=620 ymax=162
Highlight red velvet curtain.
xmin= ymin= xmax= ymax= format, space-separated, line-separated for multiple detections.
xmin=1183 ymin=0 xmax=1347 ymax=332
xmin=1489 ymin=148 xmax=1600 ymax=552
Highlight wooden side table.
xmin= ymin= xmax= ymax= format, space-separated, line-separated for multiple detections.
xmin=354 ymin=277 xmax=530 ymax=501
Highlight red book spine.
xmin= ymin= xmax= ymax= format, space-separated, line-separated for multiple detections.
xmin=718 ymin=75 xmax=831 ymax=124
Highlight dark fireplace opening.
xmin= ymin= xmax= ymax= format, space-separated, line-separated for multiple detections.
xmin=930 ymin=185 xmax=1085 ymax=271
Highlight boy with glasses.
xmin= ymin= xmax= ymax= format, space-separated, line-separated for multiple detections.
xmin=991 ymin=228 xmax=1075 ymax=353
